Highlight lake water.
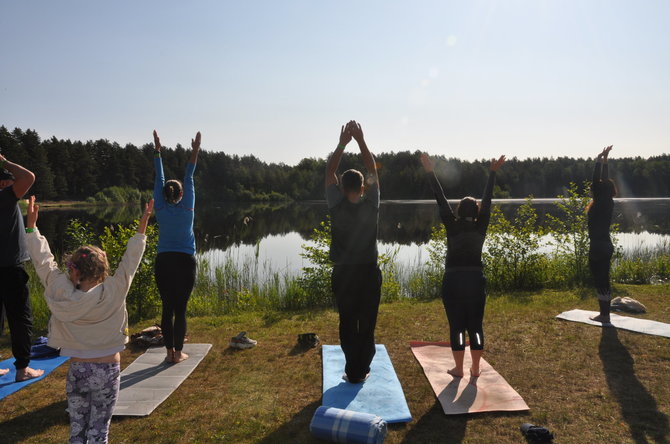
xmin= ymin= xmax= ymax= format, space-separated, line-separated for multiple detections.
xmin=37 ymin=199 xmax=670 ymax=276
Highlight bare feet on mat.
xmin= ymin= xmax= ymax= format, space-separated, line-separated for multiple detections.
xmin=447 ymin=367 xmax=464 ymax=378
xmin=0 ymin=368 xmax=9 ymax=376
xmin=173 ymin=350 xmax=189 ymax=363
xmin=590 ymin=314 xmax=611 ymax=324
xmin=15 ymin=367 xmax=44 ymax=382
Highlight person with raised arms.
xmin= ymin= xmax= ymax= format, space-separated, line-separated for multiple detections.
xmin=24 ymin=195 xmax=152 ymax=443
xmin=325 ymin=120 xmax=381 ymax=384
xmin=152 ymin=130 xmax=201 ymax=363
xmin=0 ymin=153 xmax=43 ymax=381
xmin=588 ymin=145 xmax=616 ymax=323
xmin=420 ymin=152 xmax=505 ymax=378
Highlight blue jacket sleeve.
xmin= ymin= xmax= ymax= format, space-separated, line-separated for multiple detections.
xmin=154 ymin=155 xmax=166 ymax=206
xmin=182 ymin=162 xmax=196 ymax=209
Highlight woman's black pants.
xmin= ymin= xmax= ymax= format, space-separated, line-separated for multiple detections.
xmin=441 ymin=268 xmax=486 ymax=352
xmin=155 ymin=252 xmax=196 ymax=351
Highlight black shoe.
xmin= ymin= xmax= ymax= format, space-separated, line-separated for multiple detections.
xmin=520 ymin=423 xmax=554 ymax=443
xmin=297 ymin=333 xmax=320 ymax=348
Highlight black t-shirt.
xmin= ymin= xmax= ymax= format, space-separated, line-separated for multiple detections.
xmin=327 ymin=183 xmax=379 ymax=265
xmin=0 ymin=186 xmax=29 ymax=267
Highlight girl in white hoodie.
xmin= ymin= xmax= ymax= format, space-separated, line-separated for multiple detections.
xmin=24 ymin=196 xmax=153 ymax=444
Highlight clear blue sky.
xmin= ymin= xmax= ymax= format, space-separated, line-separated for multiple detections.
xmin=1 ymin=1 xmax=668 ymax=164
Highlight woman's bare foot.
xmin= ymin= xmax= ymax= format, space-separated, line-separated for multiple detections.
xmin=15 ymin=367 xmax=44 ymax=382
xmin=590 ymin=314 xmax=611 ymax=324
xmin=165 ymin=348 xmax=175 ymax=363
xmin=173 ymin=350 xmax=189 ymax=363
xmin=470 ymin=367 xmax=481 ymax=377
xmin=447 ymin=367 xmax=464 ymax=378
xmin=0 ymin=368 xmax=9 ymax=376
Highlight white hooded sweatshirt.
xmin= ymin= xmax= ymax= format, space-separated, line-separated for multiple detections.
xmin=25 ymin=230 xmax=146 ymax=352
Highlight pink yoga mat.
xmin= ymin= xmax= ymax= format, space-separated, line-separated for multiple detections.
xmin=410 ymin=341 xmax=529 ymax=415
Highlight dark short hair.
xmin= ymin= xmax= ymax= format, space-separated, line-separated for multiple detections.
xmin=341 ymin=169 xmax=364 ymax=193
xmin=591 ymin=179 xmax=617 ymax=201
xmin=457 ymin=196 xmax=479 ymax=219
xmin=163 ymin=180 xmax=183 ymax=204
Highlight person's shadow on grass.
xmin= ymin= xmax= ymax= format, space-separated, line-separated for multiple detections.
xmin=0 ymin=400 xmax=68 ymax=442
xmin=399 ymin=400 xmax=468 ymax=444
xmin=257 ymin=400 xmax=323 ymax=443
xmin=599 ymin=327 xmax=669 ymax=444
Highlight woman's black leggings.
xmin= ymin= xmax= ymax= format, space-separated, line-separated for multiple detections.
xmin=155 ymin=252 xmax=196 ymax=350
xmin=589 ymin=241 xmax=614 ymax=301
xmin=441 ymin=269 xmax=486 ymax=352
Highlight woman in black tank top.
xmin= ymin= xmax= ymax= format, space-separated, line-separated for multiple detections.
xmin=421 ymin=153 xmax=505 ymax=378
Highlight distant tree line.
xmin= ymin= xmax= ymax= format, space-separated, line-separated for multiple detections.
xmin=1 ymin=125 xmax=669 ymax=201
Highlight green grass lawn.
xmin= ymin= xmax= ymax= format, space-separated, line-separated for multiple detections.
xmin=1 ymin=285 xmax=669 ymax=443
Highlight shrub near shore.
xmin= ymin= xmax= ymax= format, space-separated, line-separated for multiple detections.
xmin=21 ymin=185 xmax=670 ymax=332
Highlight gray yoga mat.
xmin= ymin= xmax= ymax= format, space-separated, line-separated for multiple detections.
xmin=556 ymin=309 xmax=670 ymax=338
xmin=112 ymin=343 xmax=212 ymax=416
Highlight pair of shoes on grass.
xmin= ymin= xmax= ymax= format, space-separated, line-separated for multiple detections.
xmin=230 ymin=331 xmax=257 ymax=349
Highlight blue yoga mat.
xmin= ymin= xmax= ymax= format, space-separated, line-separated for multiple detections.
xmin=0 ymin=355 xmax=69 ymax=400
xmin=322 ymin=344 xmax=412 ymax=423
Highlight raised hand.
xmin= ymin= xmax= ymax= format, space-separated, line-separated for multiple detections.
xmin=349 ymin=120 xmax=365 ymax=144
xmin=603 ymin=145 xmax=613 ymax=159
xmin=153 ymin=130 xmax=162 ymax=152
xmin=26 ymin=195 xmax=39 ymax=229
xmin=338 ymin=123 xmax=352 ymax=148
xmin=137 ymin=199 xmax=154 ymax=234
xmin=490 ymin=155 xmax=506 ymax=172
xmin=420 ymin=153 xmax=436 ymax=173
xmin=598 ymin=145 xmax=612 ymax=159
xmin=191 ymin=131 xmax=201 ymax=152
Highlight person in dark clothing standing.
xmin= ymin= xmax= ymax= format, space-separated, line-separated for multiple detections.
xmin=0 ymin=153 xmax=44 ymax=381
xmin=326 ymin=120 xmax=381 ymax=384
xmin=153 ymin=130 xmax=200 ymax=363
xmin=588 ymin=145 xmax=616 ymax=324
xmin=420 ymin=152 xmax=506 ymax=378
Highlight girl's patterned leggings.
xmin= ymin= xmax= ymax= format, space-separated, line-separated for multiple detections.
xmin=66 ymin=362 xmax=120 ymax=444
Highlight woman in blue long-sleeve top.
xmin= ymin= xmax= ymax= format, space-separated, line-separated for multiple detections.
xmin=420 ymin=152 xmax=505 ymax=378
xmin=588 ymin=145 xmax=616 ymax=324
xmin=153 ymin=130 xmax=200 ymax=363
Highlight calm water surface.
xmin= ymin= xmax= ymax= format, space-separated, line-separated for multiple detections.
xmin=37 ymin=199 xmax=670 ymax=276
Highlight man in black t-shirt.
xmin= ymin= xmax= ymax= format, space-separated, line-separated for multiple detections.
xmin=0 ymin=153 xmax=43 ymax=381
xmin=325 ymin=121 xmax=381 ymax=384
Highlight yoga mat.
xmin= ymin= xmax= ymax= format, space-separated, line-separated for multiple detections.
xmin=410 ymin=342 xmax=529 ymax=415
xmin=322 ymin=344 xmax=412 ymax=423
xmin=0 ymin=355 xmax=69 ymax=400
xmin=310 ymin=406 xmax=387 ymax=444
xmin=556 ymin=309 xmax=670 ymax=338
xmin=112 ymin=343 xmax=212 ymax=416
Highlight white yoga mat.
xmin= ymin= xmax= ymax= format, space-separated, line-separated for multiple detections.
xmin=112 ymin=343 xmax=212 ymax=416
xmin=556 ymin=309 xmax=670 ymax=338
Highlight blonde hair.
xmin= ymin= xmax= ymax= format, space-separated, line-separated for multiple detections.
xmin=65 ymin=245 xmax=110 ymax=284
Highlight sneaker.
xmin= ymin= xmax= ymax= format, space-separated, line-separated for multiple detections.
xmin=229 ymin=331 xmax=257 ymax=349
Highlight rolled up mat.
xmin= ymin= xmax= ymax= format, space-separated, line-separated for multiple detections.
xmin=310 ymin=406 xmax=387 ymax=444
